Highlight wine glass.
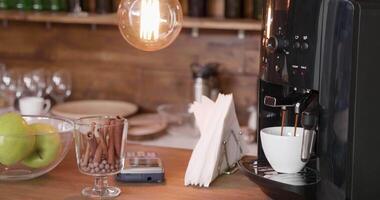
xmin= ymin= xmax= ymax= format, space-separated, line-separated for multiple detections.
xmin=46 ymin=70 xmax=72 ymax=104
xmin=0 ymin=69 xmax=24 ymax=109
xmin=0 ymin=63 xmax=6 ymax=75
xmin=22 ymin=72 xmax=40 ymax=97
xmin=0 ymin=64 xmax=12 ymax=113
xmin=30 ymin=69 xmax=48 ymax=97
xmin=0 ymin=63 xmax=7 ymax=92
xmin=74 ymin=116 xmax=128 ymax=198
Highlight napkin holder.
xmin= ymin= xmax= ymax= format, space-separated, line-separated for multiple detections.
xmin=218 ymin=129 xmax=243 ymax=175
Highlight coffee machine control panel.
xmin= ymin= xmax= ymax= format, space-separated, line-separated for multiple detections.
xmin=260 ymin=0 xmax=322 ymax=90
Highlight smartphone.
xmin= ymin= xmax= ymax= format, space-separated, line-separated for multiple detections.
xmin=116 ymin=152 xmax=165 ymax=183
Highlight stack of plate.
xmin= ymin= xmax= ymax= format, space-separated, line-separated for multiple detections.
xmin=51 ymin=100 xmax=138 ymax=119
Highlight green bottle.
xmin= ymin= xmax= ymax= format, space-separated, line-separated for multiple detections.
xmin=0 ymin=0 xmax=8 ymax=9
xmin=32 ymin=0 xmax=44 ymax=10
xmin=15 ymin=0 xmax=32 ymax=10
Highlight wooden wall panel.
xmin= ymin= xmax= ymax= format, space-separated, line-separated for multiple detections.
xmin=0 ymin=22 xmax=261 ymax=123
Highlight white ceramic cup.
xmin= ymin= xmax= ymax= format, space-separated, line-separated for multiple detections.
xmin=261 ymin=126 xmax=307 ymax=174
xmin=19 ymin=97 xmax=51 ymax=115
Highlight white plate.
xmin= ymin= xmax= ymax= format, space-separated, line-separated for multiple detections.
xmin=51 ymin=100 xmax=138 ymax=119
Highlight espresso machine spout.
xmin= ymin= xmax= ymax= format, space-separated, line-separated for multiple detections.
xmin=300 ymin=93 xmax=319 ymax=162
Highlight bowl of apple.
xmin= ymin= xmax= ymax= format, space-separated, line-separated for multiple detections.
xmin=0 ymin=112 xmax=74 ymax=181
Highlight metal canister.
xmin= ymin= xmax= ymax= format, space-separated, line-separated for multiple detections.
xmin=225 ymin=0 xmax=244 ymax=18
xmin=191 ymin=62 xmax=219 ymax=102
xmin=188 ymin=0 xmax=208 ymax=17
xmin=193 ymin=77 xmax=210 ymax=102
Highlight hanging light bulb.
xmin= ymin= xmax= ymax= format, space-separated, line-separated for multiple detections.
xmin=118 ymin=0 xmax=183 ymax=51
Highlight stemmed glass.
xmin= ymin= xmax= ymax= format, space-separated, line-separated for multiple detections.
xmin=22 ymin=72 xmax=39 ymax=97
xmin=30 ymin=69 xmax=47 ymax=97
xmin=46 ymin=70 xmax=72 ymax=104
xmin=0 ymin=69 xmax=24 ymax=109
xmin=0 ymin=63 xmax=5 ymax=76
xmin=74 ymin=116 xmax=128 ymax=198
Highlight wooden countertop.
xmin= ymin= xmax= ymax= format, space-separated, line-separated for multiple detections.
xmin=0 ymin=144 xmax=267 ymax=200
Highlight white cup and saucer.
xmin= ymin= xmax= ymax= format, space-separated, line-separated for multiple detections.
xmin=19 ymin=97 xmax=51 ymax=116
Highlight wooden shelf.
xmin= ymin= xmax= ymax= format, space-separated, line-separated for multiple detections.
xmin=183 ymin=17 xmax=261 ymax=31
xmin=0 ymin=10 xmax=262 ymax=31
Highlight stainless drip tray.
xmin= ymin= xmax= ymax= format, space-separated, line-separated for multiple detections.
xmin=238 ymin=156 xmax=320 ymax=200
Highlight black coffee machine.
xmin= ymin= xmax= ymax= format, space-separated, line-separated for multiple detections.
xmin=239 ymin=0 xmax=380 ymax=199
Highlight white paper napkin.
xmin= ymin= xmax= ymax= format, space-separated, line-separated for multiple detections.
xmin=184 ymin=94 xmax=245 ymax=187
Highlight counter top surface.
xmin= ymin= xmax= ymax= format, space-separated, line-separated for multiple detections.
xmin=0 ymin=144 xmax=267 ymax=200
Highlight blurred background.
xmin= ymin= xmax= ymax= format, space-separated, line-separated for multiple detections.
xmin=0 ymin=0 xmax=263 ymax=149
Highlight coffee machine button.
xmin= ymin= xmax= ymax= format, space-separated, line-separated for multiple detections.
xmin=293 ymin=42 xmax=301 ymax=49
xmin=301 ymin=42 xmax=309 ymax=50
xmin=275 ymin=65 xmax=281 ymax=72
xmin=266 ymin=37 xmax=278 ymax=52
xmin=266 ymin=36 xmax=289 ymax=53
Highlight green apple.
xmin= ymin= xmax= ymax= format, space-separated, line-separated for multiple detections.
xmin=22 ymin=123 xmax=62 ymax=168
xmin=0 ymin=112 xmax=35 ymax=166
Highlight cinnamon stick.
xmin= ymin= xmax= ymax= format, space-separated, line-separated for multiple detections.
xmin=88 ymin=123 xmax=98 ymax=160
xmin=82 ymin=127 xmax=97 ymax=166
xmin=107 ymin=119 xmax=115 ymax=165
xmin=93 ymin=144 xmax=103 ymax=164
xmin=80 ymin=133 xmax=86 ymax=152
xmin=114 ymin=117 xmax=123 ymax=158
xmin=82 ymin=139 xmax=91 ymax=166
xmin=89 ymin=137 xmax=97 ymax=159
xmin=97 ymin=123 xmax=108 ymax=153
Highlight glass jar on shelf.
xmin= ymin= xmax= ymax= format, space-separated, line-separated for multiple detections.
xmin=0 ymin=0 xmax=9 ymax=9
xmin=15 ymin=0 xmax=32 ymax=10
xmin=31 ymin=0 xmax=43 ymax=11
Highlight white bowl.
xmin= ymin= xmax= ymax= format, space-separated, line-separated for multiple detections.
xmin=261 ymin=126 xmax=307 ymax=173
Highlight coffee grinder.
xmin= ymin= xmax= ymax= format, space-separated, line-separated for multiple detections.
xmin=238 ymin=0 xmax=380 ymax=199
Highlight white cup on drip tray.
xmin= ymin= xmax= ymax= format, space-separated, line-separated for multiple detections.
xmin=260 ymin=126 xmax=308 ymax=174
